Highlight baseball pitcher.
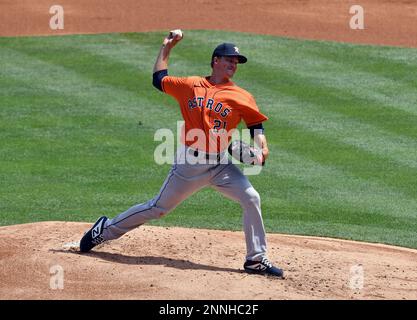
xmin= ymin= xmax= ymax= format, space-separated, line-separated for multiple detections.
xmin=79 ymin=29 xmax=284 ymax=278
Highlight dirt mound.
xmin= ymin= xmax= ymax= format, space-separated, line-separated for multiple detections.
xmin=1 ymin=222 xmax=416 ymax=300
xmin=1 ymin=0 xmax=417 ymax=47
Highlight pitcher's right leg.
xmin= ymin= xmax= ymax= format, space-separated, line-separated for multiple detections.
xmin=102 ymin=163 xmax=208 ymax=240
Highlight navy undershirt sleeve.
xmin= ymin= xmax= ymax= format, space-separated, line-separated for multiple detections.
xmin=152 ymin=69 xmax=168 ymax=92
xmin=248 ymin=123 xmax=265 ymax=138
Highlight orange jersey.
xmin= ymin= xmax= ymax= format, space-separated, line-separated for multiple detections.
xmin=162 ymin=76 xmax=268 ymax=153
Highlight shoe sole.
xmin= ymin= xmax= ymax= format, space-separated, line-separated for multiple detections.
xmin=244 ymin=268 xmax=285 ymax=278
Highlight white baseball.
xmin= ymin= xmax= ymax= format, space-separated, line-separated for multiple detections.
xmin=170 ymin=29 xmax=183 ymax=40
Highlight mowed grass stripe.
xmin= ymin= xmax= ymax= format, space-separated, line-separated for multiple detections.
xmin=318 ymin=43 xmax=417 ymax=88
xmin=256 ymin=86 xmax=417 ymax=170
xmin=0 ymin=47 xmax=174 ymax=129
xmin=262 ymin=149 xmax=417 ymax=220
xmin=310 ymin=51 xmax=417 ymax=117
xmin=258 ymin=61 xmax=417 ymax=140
xmin=0 ymin=48 xmax=158 ymax=167
xmin=267 ymin=116 xmax=417 ymax=198
xmin=3 ymin=39 xmax=179 ymax=117
xmin=264 ymin=218 xmax=417 ymax=247
xmin=250 ymin=39 xmax=417 ymax=116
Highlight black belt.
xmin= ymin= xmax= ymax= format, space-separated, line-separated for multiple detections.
xmin=188 ymin=149 xmax=221 ymax=162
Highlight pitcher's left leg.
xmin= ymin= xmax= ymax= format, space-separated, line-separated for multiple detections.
xmin=211 ymin=164 xmax=267 ymax=261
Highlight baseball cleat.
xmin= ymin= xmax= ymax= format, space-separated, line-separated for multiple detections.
xmin=243 ymin=257 xmax=284 ymax=278
xmin=79 ymin=216 xmax=108 ymax=252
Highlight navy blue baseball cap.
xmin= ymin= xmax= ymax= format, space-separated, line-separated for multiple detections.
xmin=211 ymin=43 xmax=247 ymax=65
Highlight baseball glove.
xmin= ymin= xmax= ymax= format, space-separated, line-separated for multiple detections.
xmin=228 ymin=140 xmax=265 ymax=166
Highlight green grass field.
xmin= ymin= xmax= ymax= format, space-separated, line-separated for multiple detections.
xmin=1 ymin=30 xmax=416 ymax=248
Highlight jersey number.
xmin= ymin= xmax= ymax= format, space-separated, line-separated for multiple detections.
xmin=213 ymin=120 xmax=227 ymax=131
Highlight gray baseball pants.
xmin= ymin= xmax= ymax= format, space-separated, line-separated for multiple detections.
xmin=102 ymin=145 xmax=267 ymax=261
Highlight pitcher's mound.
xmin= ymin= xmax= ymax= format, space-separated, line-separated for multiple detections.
xmin=1 ymin=222 xmax=416 ymax=300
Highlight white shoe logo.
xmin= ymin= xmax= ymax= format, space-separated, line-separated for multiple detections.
xmin=257 ymin=263 xmax=267 ymax=271
xmin=247 ymin=262 xmax=267 ymax=271
xmin=92 ymin=224 xmax=101 ymax=239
